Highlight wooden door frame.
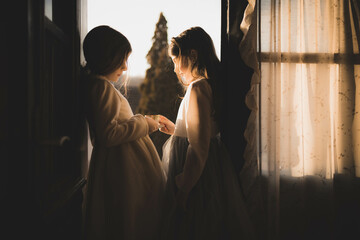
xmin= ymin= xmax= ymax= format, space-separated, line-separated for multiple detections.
xmin=1 ymin=0 xmax=88 ymax=238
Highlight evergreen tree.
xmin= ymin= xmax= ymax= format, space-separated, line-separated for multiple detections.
xmin=137 ymin=12 xmax=183 ymax=156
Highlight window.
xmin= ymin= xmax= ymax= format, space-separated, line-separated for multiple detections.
xmin=258 ymin=0 xmax=360 ymax=178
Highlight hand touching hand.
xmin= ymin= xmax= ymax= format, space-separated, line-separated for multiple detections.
xmin=158 ymin=115 xmax=175 ymax=135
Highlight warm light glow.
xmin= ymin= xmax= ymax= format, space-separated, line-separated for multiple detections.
xmin=261 ymin=63 xmax=340 ymax=179
xmin=87 ymin=0 xmax=221 ymax=78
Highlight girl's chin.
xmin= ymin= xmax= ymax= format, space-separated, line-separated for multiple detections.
xmin=180 ymin=76 xmax=189 ymax=83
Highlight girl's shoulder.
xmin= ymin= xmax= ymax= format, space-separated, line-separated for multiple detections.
xmin=86 ymin=74 xmax=116 ymax=96
xmin=190 ymin=78 xmax=212 ymax=95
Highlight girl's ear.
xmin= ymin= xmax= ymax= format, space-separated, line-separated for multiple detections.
xmin=190 ymin=49 xmax=198 ymax=63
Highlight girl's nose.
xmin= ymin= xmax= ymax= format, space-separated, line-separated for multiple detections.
xmin=174 ymin=64 xmax=179 ymax=74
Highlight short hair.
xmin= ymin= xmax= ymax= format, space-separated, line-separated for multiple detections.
xmin=83 ymin=25 xmax=132 ymax=76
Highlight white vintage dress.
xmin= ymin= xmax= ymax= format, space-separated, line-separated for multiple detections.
xmin=83 ymin=75 xmax=165 ymax=240
xmin=161 ymin=79 xmax=255 ymax=240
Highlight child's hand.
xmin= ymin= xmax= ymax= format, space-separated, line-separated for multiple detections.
xmin=145 ymin=116 xmax=159 ymax=134
xmin=158 ymin=115 xmax=175 ymax=135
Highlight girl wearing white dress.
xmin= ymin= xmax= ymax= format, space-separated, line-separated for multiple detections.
xmin=159 ymin=27 xmax=255 ymax=240
xmin=82 ymin=25 xmax=165 ymax=240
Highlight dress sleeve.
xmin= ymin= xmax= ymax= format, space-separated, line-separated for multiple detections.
xmin=175 ymin=81 xmax=212 ymax=193
xmin=90 ymin=80 xmax=149 ymax=147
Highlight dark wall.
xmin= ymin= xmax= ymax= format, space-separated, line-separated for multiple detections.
xmin=1 ymin=1 xmax=86 ymax=239
xmin=1 ymin=2 xmax=33 ymax=237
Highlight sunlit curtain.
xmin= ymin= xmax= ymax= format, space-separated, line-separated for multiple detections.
xmin=260 ymin=0 xmax=360 ymax=178
xmin=253 ymin=0 xmax=360 ymax=239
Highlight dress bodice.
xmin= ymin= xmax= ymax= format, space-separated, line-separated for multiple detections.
xmin=173 ymin=79 xmax=219 ymax=138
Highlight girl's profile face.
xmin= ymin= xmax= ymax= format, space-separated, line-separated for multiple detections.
xmin=171 ymin=56 xmax=192 ymax=84
xmin=105 ymin=55 xmax=130 ymax=82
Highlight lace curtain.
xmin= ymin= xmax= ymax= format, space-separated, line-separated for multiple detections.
xmin=240 ymin=0 xmax=360 ymax=239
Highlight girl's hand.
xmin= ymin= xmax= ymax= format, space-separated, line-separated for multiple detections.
xmin=145 ymin=116 xmax=159 ymax=134
xmin=158 ymin=115 xmax=175 ymax=135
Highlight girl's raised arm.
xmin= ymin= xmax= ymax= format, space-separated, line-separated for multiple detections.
xmin=90 ymin=80 xmax=149 ymax=147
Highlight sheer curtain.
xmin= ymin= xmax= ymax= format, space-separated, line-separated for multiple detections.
xmin=260 ymin=0 xmax=359 ymax=179
xmin=241 ymin=0 xmax=360 ymax=239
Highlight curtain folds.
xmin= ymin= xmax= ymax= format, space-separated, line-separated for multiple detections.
xmin=240 ymin=0 xmax=360 ymax=239
xmin=238 ymin=1 xmax=266 ymax=239
xmin=239 ymin=0 xmax=260 ymax=202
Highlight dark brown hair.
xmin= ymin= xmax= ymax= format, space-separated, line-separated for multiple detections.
xmin=169 ymin=27 xmax=220 ymax=84
xmin=83 ymin=25 xmax=132 ymax=76
xmin=168 ymin=26 xmax=223 ymax=125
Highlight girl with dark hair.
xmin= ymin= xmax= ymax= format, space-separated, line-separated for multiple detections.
xmin=159 ymin=27 xmax=255 ymax=240
xmin=82 ymin=25 xmax=165 ymax=240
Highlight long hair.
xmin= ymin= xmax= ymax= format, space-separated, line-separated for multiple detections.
xmin=82 ymin=25 xmax=132 ymax=93
xmin=168 ymin=26 xmax=223 ymax=125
